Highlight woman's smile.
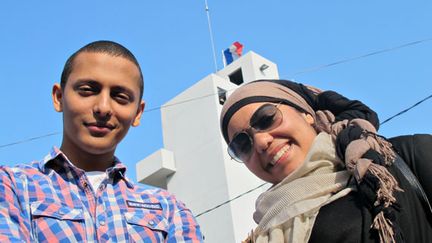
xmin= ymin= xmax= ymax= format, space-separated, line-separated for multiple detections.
xmin=270 ymin=143 xmax=292 ymax=166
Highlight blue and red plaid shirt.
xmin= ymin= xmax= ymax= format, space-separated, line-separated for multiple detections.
xmin=0 ymin=147 xmax=203 ymax=242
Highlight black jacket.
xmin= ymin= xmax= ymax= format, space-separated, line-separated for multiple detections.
xmin=308 ymin=134 xmax=432 ymax=243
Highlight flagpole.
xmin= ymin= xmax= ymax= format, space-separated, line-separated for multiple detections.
xmin=204 ymin=0 xmax=218 ymax=72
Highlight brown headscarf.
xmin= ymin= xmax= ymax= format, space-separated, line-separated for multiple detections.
xmin=220 ymin=80 xmax=316 ymax=143
xmin=220 ymin=79 xmax=401 ymax=243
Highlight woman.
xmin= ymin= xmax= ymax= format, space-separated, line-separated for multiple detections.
xmin=219 ymin=79 xmax=432 ymax=243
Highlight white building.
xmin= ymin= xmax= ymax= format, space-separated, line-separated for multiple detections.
xmin=136 ymin=51 xmax=279 ymax=242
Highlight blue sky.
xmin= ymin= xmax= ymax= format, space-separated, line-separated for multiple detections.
xmin=0 ymin=1 xmax=431 ymax=181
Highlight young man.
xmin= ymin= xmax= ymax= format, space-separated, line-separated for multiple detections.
xmin=0 ymin=41 xmax=203 ymax=242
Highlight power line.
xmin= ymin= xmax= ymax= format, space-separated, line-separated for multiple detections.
xmin=0 ymin=91 xmax=225 ymax=150
xmin=0 ymin=91 xmax=224 ymax=149
xmin=5 ymin=94 xmax=427 ymax=220
xmin=195 ymin=182 xmax=268 ymax=218
xmin=2 ymin=93 xmax=429 ymax=220
xmin=3 ymin=91 xmax=428 ymax=219
xmin=286 ymin=37 xmax=432 ymax=77
xmin=149 ymin=37 xmax=432 ymax=113
xmin=194 ymin=94 xmax=432 ymax=218
xmin=0 ymin=132 xmax=60 ymax=149
xmin=193 ymin=94 xmax=432 ymax=218
xmin=1 ymin=93 xmax=430 ymax=219
xmin=2 ymin=89 xmax=430 ymax=150
xmin=380 ymin=93 xmax=432 ymax=125
xmin=5 ymin=86 xmax=430 ymax=150
xmin=2 ymin=37 xmax=431 ymax=148
xmin=144 ymin=91 xmax=219 ymax=113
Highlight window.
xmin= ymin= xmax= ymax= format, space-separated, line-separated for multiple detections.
xmin=217 ymin=87 xmax=227 ymax=105
xmin=228 ymin=68 xmax=244 ymax=85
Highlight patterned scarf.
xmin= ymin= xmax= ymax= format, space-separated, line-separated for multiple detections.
xmin=252 ymin=132 xmax=352 ymax=243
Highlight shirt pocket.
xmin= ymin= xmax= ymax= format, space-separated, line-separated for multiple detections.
xmin=125 ymin=210 xmax=169 ymax=242
xmin=30 ymin=200 xmax=86 ymax=242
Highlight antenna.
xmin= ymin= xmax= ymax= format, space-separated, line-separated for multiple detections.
xmin=204 ymin=0 xmax=218 ymax=72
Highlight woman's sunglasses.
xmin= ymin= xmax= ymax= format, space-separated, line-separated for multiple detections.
xmin=227 ymin=103 xmax=283 ymax=163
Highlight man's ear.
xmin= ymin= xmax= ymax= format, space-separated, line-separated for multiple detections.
xmin=132 ymin=100 xmax=145 ymax=127
xmin=52 ymin=83 xmax=63 ymax=112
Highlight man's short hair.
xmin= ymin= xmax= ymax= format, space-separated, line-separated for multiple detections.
xmin=60 ymin=40 xmax=144 ymax=99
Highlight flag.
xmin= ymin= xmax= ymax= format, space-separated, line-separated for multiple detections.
xmin=223 ymin=41 xmax=243 ymax=66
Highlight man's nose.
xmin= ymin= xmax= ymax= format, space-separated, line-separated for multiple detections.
xmin=93 ymin=92 xmax=112 ymax=119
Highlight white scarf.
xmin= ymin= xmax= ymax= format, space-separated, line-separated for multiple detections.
xmin=251 ymin=133 xmax=353 ymax=243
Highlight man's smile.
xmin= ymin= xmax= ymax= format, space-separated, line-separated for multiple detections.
xmin=84 ymin=121 xmax=117 ymax=135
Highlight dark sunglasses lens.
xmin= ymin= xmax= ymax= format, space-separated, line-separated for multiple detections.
xmin=250 ymin=104 xmax=281 ymax=131
xmin=228 ymin=132 xmax=252 ymax=162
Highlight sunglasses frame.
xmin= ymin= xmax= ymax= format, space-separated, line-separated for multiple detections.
xmin=227 ymin=103 xmax=283 ymax=163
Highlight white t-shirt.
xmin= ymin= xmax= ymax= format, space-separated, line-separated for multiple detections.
xmin=85 ymin=171 xmax=106 ymax=193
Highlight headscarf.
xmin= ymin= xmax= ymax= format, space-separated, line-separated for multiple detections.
xmin=220 ymin=79 xmax=401 ymax=243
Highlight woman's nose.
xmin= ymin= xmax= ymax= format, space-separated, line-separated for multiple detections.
xmin=252 ymin=132 xmax=273 ymax=154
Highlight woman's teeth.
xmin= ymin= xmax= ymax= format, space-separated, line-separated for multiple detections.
xmin=270 ymin=144 xmax=290 ymax=165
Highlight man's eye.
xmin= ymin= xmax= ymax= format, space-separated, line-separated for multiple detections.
xmin=114 ymin=93 xmax=131 ymax=104
xmin=77 ymin=86 xmax=96 ymax=95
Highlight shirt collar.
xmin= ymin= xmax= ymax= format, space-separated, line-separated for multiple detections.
xmin=40 ymin=147 xmax=134 ymax=188
xmin=107 ymin=157 xmax=134 ymax=188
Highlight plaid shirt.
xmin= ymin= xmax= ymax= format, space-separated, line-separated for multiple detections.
xmin=0 ymin=148 xmax=203 ymax=242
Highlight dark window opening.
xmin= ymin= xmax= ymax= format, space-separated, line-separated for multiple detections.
xmin=229 ymin=68 xmax=244 ymax=85
xmin=217 ymin=87 xmax=227 ymax=105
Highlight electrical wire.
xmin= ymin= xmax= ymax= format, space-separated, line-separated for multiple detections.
xmin=3 ymin=88 xmax=430 ymax=149
xmin=195 ymin=182 xmax=268 ymax=218
xmin=144 ymin=92 xmax=219 ymax=113
xmin=1 ymin=77 xmax=431 ymax=218
xmin=286 ymin=37 xmax=432 ymax=77
xmin=1 ymin=37 xmax=431 ymax=148
xmin=147 ymin=37 xmax=432 ymax=113
xmin=0 ymin=92 xmax=221 ymax=149
xmin=0 ymin=132 xmax=60 ymax=149
xmin=2 ymin=93 xmax=429 ymax=218
xmin=193 ymin=94 xmax=432 ymax=218
xmin=380 ymin=94 xmax=432 ymax=125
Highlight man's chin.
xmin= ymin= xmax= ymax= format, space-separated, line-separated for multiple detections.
xmin=81 ymin=142 xmax=117 ymax=155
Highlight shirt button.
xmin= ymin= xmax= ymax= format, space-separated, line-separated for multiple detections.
xmin=100 ymin=221 xmax=105 ymax=226
xmin=149 ymin=220 xmax=155 ymax=226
